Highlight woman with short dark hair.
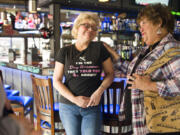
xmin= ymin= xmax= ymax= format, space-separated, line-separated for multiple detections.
xmin=104 ymin=3 xmax=180 ymax=135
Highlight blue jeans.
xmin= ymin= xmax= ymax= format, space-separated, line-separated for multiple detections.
xmin=59 ymin=103 xmax=102 ymax=135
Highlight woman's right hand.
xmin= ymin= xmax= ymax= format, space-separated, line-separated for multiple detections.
xmin=103 ymin=42 xmax=120 ymax=61
xmin=103 ymin=43 xmax=114 ymax=53
xmin=74 ymin=96 xmax=90 ymax=108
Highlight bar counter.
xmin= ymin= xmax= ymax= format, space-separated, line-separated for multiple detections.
xmin=0 ymin=60 xmax=55 ymax=76
xmin=0 ymin=59 xmax=56 ymax=98
xmin=0 ymin=59 xmax=127 ymax=102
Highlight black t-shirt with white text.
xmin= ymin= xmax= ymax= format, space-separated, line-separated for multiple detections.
xmin=55 ymin=41 xmax=110 ymax=104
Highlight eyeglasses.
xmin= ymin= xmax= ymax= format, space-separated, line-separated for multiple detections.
xmin=79 ymin=23 xmax=98 ymax=31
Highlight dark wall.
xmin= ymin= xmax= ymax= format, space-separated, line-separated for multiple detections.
xmin=122 ymin=0 xmax=180 ymax=12
xmin=169 ymin=0 xmax=180 ymax=11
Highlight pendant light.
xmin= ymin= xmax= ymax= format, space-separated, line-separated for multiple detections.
xmin=98 ymin=0 xmax=109 ymax=2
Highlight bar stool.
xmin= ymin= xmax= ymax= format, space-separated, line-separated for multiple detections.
xmin=7 ymin=96 xmax=34 ymax=122
xmin=5 ymin=90 xmax=20 ymax=96
xmin=31 ymin=75 xmax=65 ymax=135
xmin=4 ymin=84 xmax=11 ymax=90
xmin=101 ymin=80 xmax=132 ymax=135
xmin=0 ymin=70 xmax=34 ymax=124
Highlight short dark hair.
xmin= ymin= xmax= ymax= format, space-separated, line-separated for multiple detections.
xmin=136 ymin=3 xmax=175 ymax=33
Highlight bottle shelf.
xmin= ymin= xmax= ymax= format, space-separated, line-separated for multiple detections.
xmin=100 ymin=30 xmax=140 ymax=35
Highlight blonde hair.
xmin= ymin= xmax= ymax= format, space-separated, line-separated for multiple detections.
xmin=71 ymin=12 xmax=100 ymax=39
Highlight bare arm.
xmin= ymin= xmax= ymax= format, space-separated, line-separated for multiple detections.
xmin=99 ymin=57 xmax=115 ymax=93
xmin=53 ymin=62 xmax=76 ymax=102
xmin=53 ymin=62 xmax=89 ymax=108
xmin=87 ymin=57 xmax=114 ymax=107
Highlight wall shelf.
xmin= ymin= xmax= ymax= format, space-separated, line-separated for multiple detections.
xmin=0 ymin=33 xmax=41 ymax=38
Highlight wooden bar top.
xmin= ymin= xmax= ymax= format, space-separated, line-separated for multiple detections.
xmin=0 ymin=60 xmax=55 ymax=76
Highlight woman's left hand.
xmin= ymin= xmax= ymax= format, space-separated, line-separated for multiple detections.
xmin=127 ymin=73 xmax=153 ymax=91
xmin=87 ymin=90 xmax=102 ymax=107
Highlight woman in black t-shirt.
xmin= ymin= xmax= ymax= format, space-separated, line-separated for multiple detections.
xmin=53 ymin=12 xmax=114 ymax=135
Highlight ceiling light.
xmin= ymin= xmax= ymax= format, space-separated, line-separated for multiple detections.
xmin=99 ymin=0 xmax=109 ymax=2
xmin=37 ymin=7 xmax=41 ymax=11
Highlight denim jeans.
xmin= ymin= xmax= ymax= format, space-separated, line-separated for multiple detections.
xmin=59 ymin=103 xmax=102 ymax=135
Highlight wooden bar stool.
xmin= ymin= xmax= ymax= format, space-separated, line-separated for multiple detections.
xmin=101 ymin=80 xmax=129 ymax=135
xmin=7 ymin=96 xmax=34 ymax=122
xmin=31 ymin=75 xmax=65 ymax=135
xmin=5 ymin=89 xmax=19 ymax=96
xmin=0 ymin=70 xmax=34 ymax=124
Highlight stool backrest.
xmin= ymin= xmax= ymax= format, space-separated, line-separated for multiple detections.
xmin=31 ymin=75 xmax=54 ymax=122
xmin=102 ymin=81 xmax=124 ymax=116
xmin=31 ymin=75 xmax=65 ymax=135
xmin=101 ymin=81 xmax=124 ymax=134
